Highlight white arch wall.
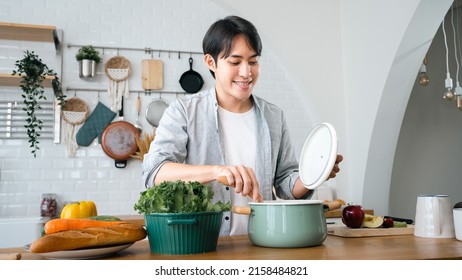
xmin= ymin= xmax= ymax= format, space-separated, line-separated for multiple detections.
xmin=390 ymin=2 xmax=462 ymax=219
xmin=360 ymin=0 xmax=453 ymax=214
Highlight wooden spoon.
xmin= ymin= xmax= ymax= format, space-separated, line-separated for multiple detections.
xmin=133 ymin=95 xmax=142 ymax=133
xmin=217 ymin=176 xmax=263 ymax=202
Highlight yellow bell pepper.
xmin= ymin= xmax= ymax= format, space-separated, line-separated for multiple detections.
xmin=60 ymin=201 xmax=97 ymax=219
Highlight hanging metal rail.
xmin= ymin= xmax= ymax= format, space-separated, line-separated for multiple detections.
xmin=67 ymin=43 xmax=203 ymax=58
xmin=65 ymin=87 xmax=188 ymax=96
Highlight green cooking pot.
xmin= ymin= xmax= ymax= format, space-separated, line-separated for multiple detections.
xmin=235 ymin=200 xmax=327 ymax=248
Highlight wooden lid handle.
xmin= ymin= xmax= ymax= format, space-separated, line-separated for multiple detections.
xmin=232 ymin=206 xmax=251 ymax=215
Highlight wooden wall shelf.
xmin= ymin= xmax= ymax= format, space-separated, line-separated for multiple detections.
xmin=0 ymin=22 xmax=60 ymax=88
xmin=0 ymin=74 xmax=55 ymax=87
xmin=0 ymin=22 xmax=62 ymax=144
xmin=0 ymin=22 xmax=59 ymax=48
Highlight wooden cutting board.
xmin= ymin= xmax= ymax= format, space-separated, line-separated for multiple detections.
xmin=141 ymin=59 xmax=163 ymax=90
xmin=327 ymin=224 xmax=414 ymax=237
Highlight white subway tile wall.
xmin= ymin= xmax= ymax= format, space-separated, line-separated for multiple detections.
xmin=0 ymin=0 xmax=312 ymax=217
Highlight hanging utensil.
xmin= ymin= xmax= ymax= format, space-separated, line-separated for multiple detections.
xmin=134 ymin=94 xmax=142 ymax=133
xmin=179 ymin=57 xmax=204 ymax=93
xmin=101 ymin=97 xmax=140 ymax=168
xmin=145 ymin=98 xmax=169 ymax=128
xmin=141 ymin=59 xmax=163 ymax=90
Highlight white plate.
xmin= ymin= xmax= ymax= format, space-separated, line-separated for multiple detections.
xmin=299 ymin=122 xmax=338 ymax=189
xmin=24 ymin=243 xmax=134 ymax=260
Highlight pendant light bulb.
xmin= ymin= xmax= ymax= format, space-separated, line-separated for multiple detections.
xmin=455 ymin=82 xmax=462 ymax=109
xmin=419 ymin=64 xmax=429 ymax=86
xmin=444 ymin=73 xmax=454 ymax=100
xmin=455 ymin=82 xmax=462 ymax=97
xmin=457 ymin=96 xmax=462 ymax=110
xmin=445 ymin=88 xmax=455 ymax=100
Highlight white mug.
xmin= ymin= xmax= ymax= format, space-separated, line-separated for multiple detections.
xmin=453 ymin=208 xmax=462 ymax=241
xmin=414 ymin=195 xmax=455 ymax=238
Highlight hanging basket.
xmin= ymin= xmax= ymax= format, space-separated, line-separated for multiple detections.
xmin=105 ymin=56 xmax=131 ymax=81
xmin=61 ymin=97 xmax=89 ymax=125
xmin=61 ymin=97 xmax=89 ymax=157
xmin=105 ymin=55 xmax=132 ymax=112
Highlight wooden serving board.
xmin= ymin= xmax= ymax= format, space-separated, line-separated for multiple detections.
xmin=141 ymin=59 xmax=163 ymax=90
xmin=327 ymin=224 xmax=414 ymax=237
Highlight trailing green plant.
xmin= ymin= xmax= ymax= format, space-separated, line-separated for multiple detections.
xmin=12 ymin=50 xmax=66 ymax=157
xmin=75 ymin=45 xmax=102 ymax=63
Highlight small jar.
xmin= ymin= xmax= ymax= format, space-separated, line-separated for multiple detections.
xmin=40 ymin=193 xmax=58 ymax=217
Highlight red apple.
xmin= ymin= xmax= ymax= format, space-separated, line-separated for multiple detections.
xmin=382 ymin=217 xmax=394 ymax=228
xmin=342 ymin=205 xmax=365 ymax=228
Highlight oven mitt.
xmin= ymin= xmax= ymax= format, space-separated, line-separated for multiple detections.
xmin=76 ymin=102 xmax=116 ymax=146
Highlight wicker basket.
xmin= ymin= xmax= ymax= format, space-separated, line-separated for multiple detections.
xmin=61 ymin=97 xmax=89 ymax=125
xmin=104 ymin=56 xmax=131 ymax=81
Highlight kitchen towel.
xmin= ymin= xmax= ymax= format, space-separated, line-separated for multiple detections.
xmin=76 ymin=102 xmax=116 ymax=146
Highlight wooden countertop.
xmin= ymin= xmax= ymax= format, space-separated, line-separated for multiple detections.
xmin=3 ymin=234 xmax=462 ymax=260
xmin=116 ymin=209 xmax=375 ymax=222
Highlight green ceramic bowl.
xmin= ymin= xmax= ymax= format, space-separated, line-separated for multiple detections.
xmin=247 ymin=200 xmax=327 ymax=248
xmin=144 ymin=211 xmax=223 ymax=255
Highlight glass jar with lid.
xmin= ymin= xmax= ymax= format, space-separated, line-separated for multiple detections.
xmin=40 ymin=193 xmax=58 ymax=217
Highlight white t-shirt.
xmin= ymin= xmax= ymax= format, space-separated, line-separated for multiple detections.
xmin=218 ymin=105 xmax=257 ymax=236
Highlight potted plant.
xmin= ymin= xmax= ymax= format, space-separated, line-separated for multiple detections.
xmin=12 ymin=50 xmax=66 ymax=157
xmin=75 ymin=45 xmax=102 ymax=78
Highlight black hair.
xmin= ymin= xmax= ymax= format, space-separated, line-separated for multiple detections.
xmin=202 ymin=15 xmax=263 ymax=78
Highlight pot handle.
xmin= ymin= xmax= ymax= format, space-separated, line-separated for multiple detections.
xmin=115 ymin=160 xmax=127 ymax=168
xmin=167 ymin=219 xmax=197 ymax=226
xmin=232 ymin=206 xmax=251 ymax=215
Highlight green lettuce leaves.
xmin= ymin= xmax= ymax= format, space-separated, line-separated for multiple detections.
xmin=134 ymin=180 xmax=231 ymax=214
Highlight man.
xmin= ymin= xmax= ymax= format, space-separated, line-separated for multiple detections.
xmin=142 ymin=15 xmax=342 ymax=235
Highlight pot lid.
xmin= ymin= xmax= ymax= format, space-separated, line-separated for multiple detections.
xmin=299 ymin=122 xmax=338 ymax=190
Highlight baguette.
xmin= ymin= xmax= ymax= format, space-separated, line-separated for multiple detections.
xmin=30 ymin=223 xmax=147 ymax=253
xmin=323 ymin=199 xmax=346 ymax=211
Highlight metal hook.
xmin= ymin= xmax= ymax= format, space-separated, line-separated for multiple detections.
xmin=178 ymin=52 xmax=181 ymax=59
xmin=168 ymin=51 xmax=170 ymax=59
xmin=158 ymin=49 xmax=161 ymax=57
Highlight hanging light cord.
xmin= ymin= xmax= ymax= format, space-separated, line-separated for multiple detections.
xmin=458 ymin=6 xmax=462 ymax=70
xmin=452 ymin=5 xmax=460 ymax=84
xmin=442 ymin=15 xmax=454 ymax=98
xmin=442 ymin=17 xmax=450 ymax=76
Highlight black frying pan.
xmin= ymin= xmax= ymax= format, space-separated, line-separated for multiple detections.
xmin=179 ymin=57 xmax=204 ymax=93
